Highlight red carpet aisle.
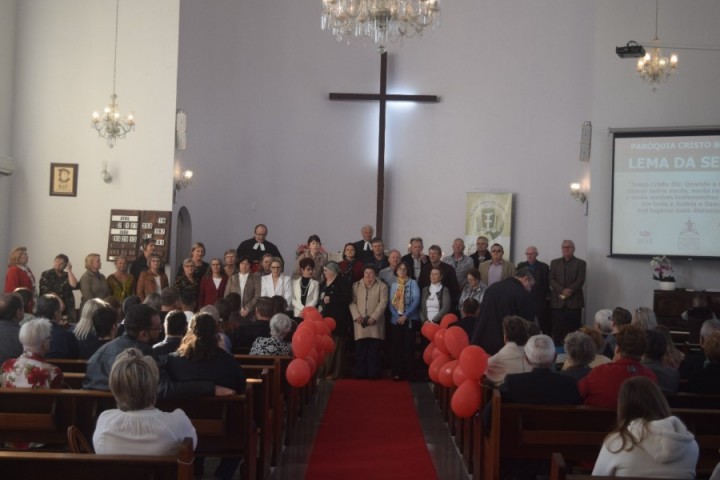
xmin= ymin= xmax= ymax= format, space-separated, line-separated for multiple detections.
xmin=304 ymin=380 xmax=439 ymax=480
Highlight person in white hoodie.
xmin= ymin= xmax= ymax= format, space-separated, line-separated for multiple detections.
xmin=592 ymin=376 xmax=699 ymax=479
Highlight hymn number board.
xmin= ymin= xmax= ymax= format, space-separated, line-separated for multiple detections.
xmin=106 ymin=209 xmax=172 ymax=263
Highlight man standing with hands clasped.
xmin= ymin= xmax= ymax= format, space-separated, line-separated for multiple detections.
xmin=549 ymin=240 xmax=586 ymax=345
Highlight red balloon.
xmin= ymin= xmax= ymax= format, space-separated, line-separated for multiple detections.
xmin=429 ymin=354 xmax=450 ymax=383
xmin=451 ymin=379 xmax=482 ymax=418
xmin=452 ymin=364 xmax=470 ymax=387
xmin=444 ymin=327 xmax=469 ymax=358
xmin=286 ymin=359 xmax=311 ymax=387
xmin=311 ymin=321 xmax=326 ymax=335
xmin=302 ymin=307 xmax=322 ymax=323
xmin=292 ymin=327 xmax=315 ymax=358
xmin=459 ymin=345 xmax=490 ymax=380
xmin=307 ymin=347 xmax=319 ymax=364
xmin=322 ymin=335 xmax=335 ymax=354
xmin=440 ymin=313 xmax=458 ymax=328
xmin=422 ymin=322 xmax=440 ymax=341
xmin=304 ymin=355 xmax=317 ymax=375
xmin=438 ymin=359 xmax=459 ymax=388
xmin=323 ymin=317 xmax=336 ymax=332
xmin=434 ymin=328 xmax=449 ymax=354
xmin=423 ymin=342 xmax=436 ymax=365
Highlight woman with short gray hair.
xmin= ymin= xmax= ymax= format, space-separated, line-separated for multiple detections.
xmin=561 ymin=331 xmax=596 ymax=382
xmin=1 ymin=318 xmax=63 ymax=389
xmin=93 ymin=348 xmax=197 ymax=455
xmin=250 ymin=313 xmax=293 ymax=356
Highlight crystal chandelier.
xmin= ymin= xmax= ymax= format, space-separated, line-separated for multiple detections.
xmin=91 ymin=0 xmax=135 ymax=148
xmin=321 ymin=0 xmax=441 ymax=53
xmin=636 ymin=0 xmax=677 ymax=90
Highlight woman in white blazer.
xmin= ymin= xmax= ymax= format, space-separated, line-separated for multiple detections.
xmin=261 ymin=257 xmax=292 ymax=310
xmin=292 ymin=258 xmax=319 ymax=318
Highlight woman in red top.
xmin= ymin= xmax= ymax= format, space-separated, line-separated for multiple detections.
xmin=4 ymin=246 xmax=35 ymax=293
xmin=198 ymin=258 xmax=227 ymax=308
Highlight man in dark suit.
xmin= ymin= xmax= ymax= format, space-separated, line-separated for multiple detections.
xmin=517 ymin=245 xmax=551 ymax=335
xmin=418 ymin=245 xmax=460 ymax=306
xmin=500 ymin=333 xmax=582 ymax=404
xmin=152 ymin=309 xmax=187 ymax=361
xmin=401 ymin=237 xmax=429 ymax=280
xmin=352 ymin=224 xmax=375 ymax=263
xmin=231 ymin=297 xmax=273 ymax=352
xmin=549 ymin=240 xmax=586 ymax=345
xmin=469 ymin=235 xmax=491 ymax=268
xmin=236 ymin=224 xmax=283 ymax=269
xmin=471 ymin=269 xmax=535 ymax=355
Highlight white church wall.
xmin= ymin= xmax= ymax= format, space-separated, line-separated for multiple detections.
xmin=0 ymin=0 xmax=16 ymax=269
xmin=175 ymin=0 xmax=592 ymax=273
xmin=587 ymin=1 xmax=720 ymax=316
xmin=6 ymin=0 xmax=179 ymax=286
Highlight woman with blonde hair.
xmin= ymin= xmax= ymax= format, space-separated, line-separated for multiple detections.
xmin=72 ymin=298 xmax=109 ymax=358
xmin=4 ymin=246 xmax=35 ymax=293
xmin=93 ymin=348 xmax=196 ymax=455
xmin=592 ymin=376 xmax=698 ymax=478
xmin=106 ymin=255 xmax=134 ymax=303
xmin=632 ymin=307 xmax=658 ymax=330
xmin=79 ymin=253 xmax=111 ymax=312
xmin=261 ymin=257 xmax=292 ymax=308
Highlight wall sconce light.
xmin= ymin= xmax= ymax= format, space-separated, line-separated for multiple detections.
xmin=175 ymin=170 xmax=193 ymax=191
xmin=570 ymin=183 xmax=586 ymax=203
xmin=101 ymin=161 xmax=113 ymax=184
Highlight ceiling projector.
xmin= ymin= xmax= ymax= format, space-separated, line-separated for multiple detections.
xmin=616 ymin=41 xmax=646 ymax=58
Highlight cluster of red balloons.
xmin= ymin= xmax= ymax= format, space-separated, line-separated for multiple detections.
xmin=421 ymin=314 xmax=490 ymax=418
xmin=285 ymin=307 xmax=336 ymax=388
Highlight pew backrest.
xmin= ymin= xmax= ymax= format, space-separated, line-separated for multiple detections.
xmin=0 ymin=436 xmax=194 ymax=480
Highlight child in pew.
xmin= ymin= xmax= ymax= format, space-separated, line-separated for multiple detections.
xmin=93 ymin=348 xmax=197 ymax=456
xmin=592 ymin=376 xmax=698 ymax=479
xmin=1 ymin=317 xmax=64 ymax=449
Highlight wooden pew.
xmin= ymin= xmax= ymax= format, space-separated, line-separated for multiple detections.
xmin=0 ymin=388 xmax=111 ymax=448
xmin=46 ymin=358 xmax=88 ymax=373
xmin=0 ymin=387 xmax=258 ymax=480
xmin=549 ymin=452 xmax=669 ymax=480
xmin=0 ymin=437 xmax=194 ymax=480
xmin=666 ymin=392 xmax=720 ymax=409
xmin=482 ymin=389 xmax=720 ymax=480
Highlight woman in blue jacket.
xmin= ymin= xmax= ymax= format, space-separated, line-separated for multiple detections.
xmin=388 ymin=262 xmax=421 ymax=381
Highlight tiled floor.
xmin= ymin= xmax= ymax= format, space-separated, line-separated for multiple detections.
xmin=270 ymin=380 xmax=471 ymax=480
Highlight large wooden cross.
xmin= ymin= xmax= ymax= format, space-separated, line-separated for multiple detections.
xmin=329 ymin=52 xmax=439 ymax=238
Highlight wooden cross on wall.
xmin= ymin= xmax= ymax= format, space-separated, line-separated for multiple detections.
xmin=329 ymin=52 xmax=439 ymax=238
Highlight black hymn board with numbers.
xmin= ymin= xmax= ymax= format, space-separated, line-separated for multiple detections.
xmin=106 ymin=209 xmax=172 ymax=263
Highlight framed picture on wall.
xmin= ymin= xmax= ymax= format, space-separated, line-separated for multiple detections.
xmin=50 ymin=163 xmax=78 ymax=197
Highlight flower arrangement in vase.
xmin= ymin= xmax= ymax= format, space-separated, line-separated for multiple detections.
xmin=650 ymin=255 xmax=676 ymax=290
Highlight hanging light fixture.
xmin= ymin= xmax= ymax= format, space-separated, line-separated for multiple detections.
xmin=91 ymin=0 xmax=135 ymax=148
xmin=636 ymin=0 xmax=677 ymax=90
xmin=321 ymin=0 xmax=440 ymax=53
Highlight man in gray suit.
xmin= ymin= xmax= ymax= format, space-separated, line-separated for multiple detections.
xmin=549 ymin=240 xmax=586 ymax=345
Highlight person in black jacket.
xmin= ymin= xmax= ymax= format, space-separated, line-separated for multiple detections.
xmin=83 ymin=304 xmax=228 ymax=400
xmin=317 ymin=261 xmax=351 ymax=380
xmin=471 ymin=269 xmax=535 ymax=355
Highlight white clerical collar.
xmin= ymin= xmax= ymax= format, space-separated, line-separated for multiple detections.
xmin=364 ymin=241 xmax=371 ymax=251
xmin=253 ymin=242 xmax=265 ymax=251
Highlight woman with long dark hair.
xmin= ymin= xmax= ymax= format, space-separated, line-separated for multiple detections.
xmin=166 ymin=312 xmax=245 ymax=480
xmin=592 ymin=376 xmax=698 ymax=478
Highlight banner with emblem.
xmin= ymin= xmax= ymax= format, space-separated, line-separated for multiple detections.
xmin=465 ymin=192 xmax=513 ymax=259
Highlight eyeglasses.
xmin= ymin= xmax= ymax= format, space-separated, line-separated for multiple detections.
xmin=270 ymin=266 xmax=282 ymax=270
